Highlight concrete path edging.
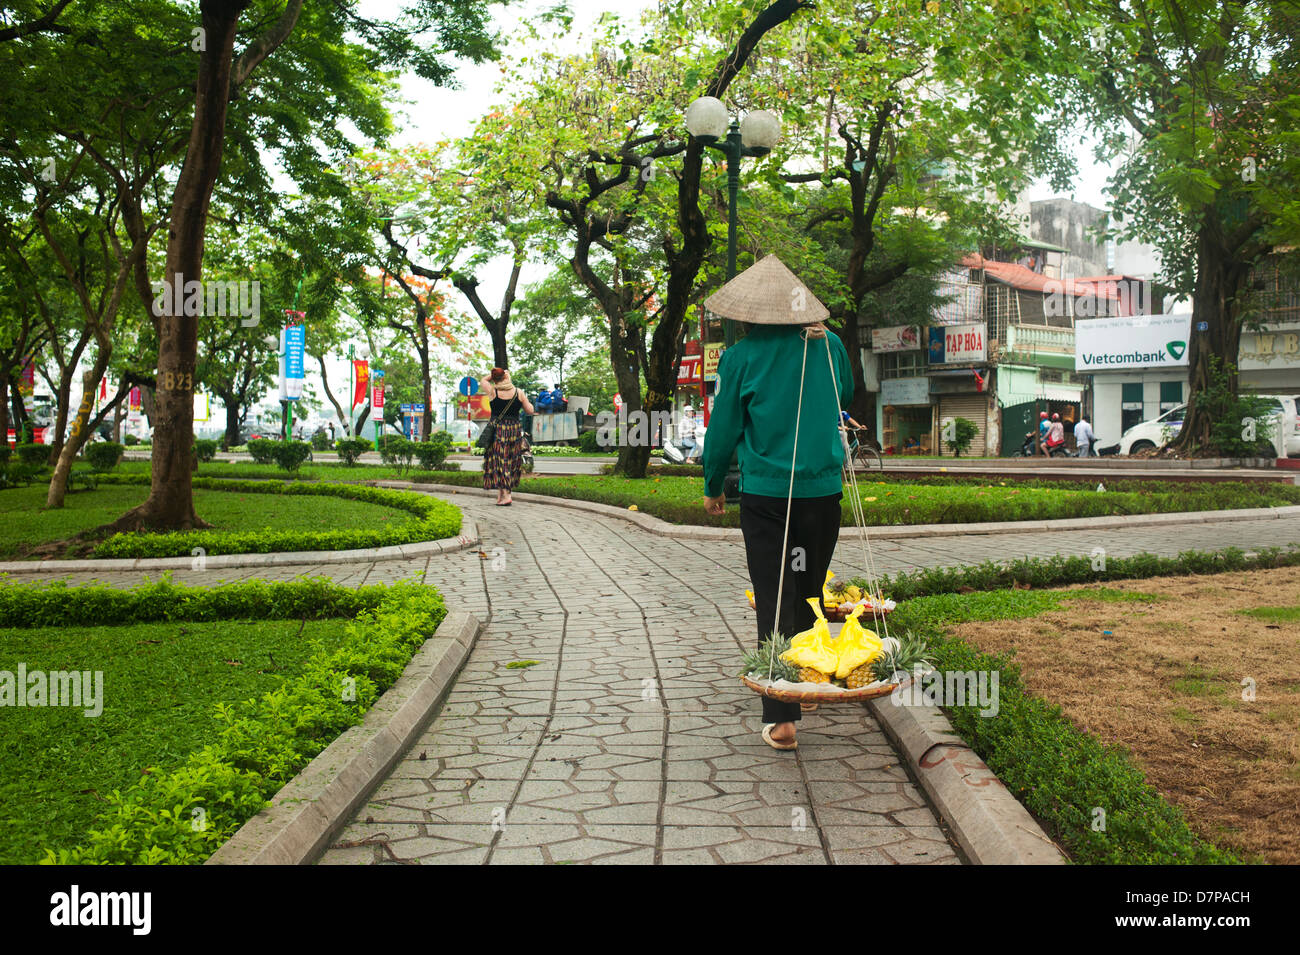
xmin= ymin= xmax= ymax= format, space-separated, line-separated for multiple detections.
xmin=205 ymin=609 xmax=482 ymax=866
xmin=0 ymin=519 xmax=480 ymax=575
xmin=868 ymin=694 xmax=1067 ymax=865
xmin=386 ymin=481 xmax=1300 ymax=544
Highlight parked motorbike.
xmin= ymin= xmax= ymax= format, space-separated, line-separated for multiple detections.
xmin=1012 ymin=430 xmax=1069 ymax=458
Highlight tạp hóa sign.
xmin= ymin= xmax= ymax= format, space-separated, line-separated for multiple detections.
xmin=928 ymin=322 xmax=986 ymax=364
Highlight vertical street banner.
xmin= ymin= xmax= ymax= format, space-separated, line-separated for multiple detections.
xmin=281 ymin=324 xmax=306 ymax=401
xmin=129 ymin=386 xmax=142 ymax=412
xmin=352 ymin=360 xmax=370 ymax=408
xmin=371 ymin=369 xmax=385 ymax=410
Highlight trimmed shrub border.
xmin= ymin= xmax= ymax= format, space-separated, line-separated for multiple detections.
xmin=62 ymin=474 xmax=463 ymax=559
xmin=383 ymin=478 xmax=1300 ymax=542
xmin=36 ymin=578 xmax=451 ymax=865
xmin=208 ymin=608 xmax=479 ymax=865
xmin=870 ymin=544 xmax=1300 ymax=601
xmin=0 ymin=575 xmax=389 ymax=629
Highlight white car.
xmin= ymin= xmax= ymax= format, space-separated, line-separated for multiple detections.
xmin=1118 ymin=404 xmax=1187 ymax=455
xmin=1119 ymin=395 xmax=1298 ymax=457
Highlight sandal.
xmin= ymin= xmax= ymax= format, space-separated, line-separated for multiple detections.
xmin=762 ymin=724 xmax=797 ymax=750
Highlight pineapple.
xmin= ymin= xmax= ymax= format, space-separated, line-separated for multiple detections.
xmin=846 ymin=631 xmax=933 ymax=688
xmin=797 ymin=667 xmax=831 ymax=684
xmin=846 ymin=663 xmax=876 ymax=689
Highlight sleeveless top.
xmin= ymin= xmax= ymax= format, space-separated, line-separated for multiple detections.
xmin=489 ymin=388 xmax=521 ymax=419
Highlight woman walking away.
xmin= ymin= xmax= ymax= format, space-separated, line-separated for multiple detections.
xmin=481 ymin=367 xmax=534 ymax=506
xmin=701 ymin=255 xmax=854 ymax=751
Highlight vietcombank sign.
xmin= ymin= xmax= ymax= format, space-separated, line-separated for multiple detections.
xmin=1075 ymin=313 xmax=1191 ymax=370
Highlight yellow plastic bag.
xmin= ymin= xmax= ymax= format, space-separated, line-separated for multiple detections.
xmin=822 ymin=570 xmax=840 ymax=609
xmin=829 ymin=604 xmax=884 ymax=679
xmin=780 ymin=598 xmax=838 ymax=675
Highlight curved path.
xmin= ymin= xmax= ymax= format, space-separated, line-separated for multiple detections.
xmin=15 ymin=495 xmax=1300 ymax=865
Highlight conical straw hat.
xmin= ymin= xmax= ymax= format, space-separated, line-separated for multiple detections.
xmin=704 ymin=254 xmax=829 ymax=325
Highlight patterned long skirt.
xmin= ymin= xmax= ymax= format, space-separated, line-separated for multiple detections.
xmin=482 ymin=418 xmax=523 ymax=490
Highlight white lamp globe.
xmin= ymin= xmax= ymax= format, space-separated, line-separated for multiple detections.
xmin=740 ymin=109 xmax=781 ymax=152
xmin=357 ymin=344 xmax=371 ymax=360
xmin=262 ymin=334 xmax=279 ymax=349
xmin=685 ymin=96 xmax=729 ymax=141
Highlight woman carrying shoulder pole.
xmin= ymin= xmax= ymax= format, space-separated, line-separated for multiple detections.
xmin=701 ymin=256 xmax=854 ymax=751
xmin=481 ymin=367 xmax=534 ymax=506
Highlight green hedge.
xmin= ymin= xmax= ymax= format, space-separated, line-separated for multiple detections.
xmin=335 ymin=437 xmax=372 ymax=466
xmin=39 ymin=581 xmax=447 ymax=864
xmin=193 ymin=439 xmax=219 ymax=463
xmin=0 ymin=575 xmax=389 ymax=629
xmin=86 ymin=475 xmax=462 ymax=558
xmin=83 ymin=441 xmax=125 ymax=472
xmin=864 ymin=545 xmax=1300 ymax=601
xmin=15 ymin=443 xmax=48 ymax=466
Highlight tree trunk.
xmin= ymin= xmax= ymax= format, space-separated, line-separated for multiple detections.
xmin=1173 ymin=223 xmax=1250 ymax=454
xmin=418 ymin=312 xmax=433 ymax=440
xmin=109 ymin=2 xmax=247 ymax=531
xmin=46 ymin=351 xmax=110 ymax=506
xmin=9 ymin=379 xmax=28 ymax=441
xmin=216 ymin=389 xmax=241 ymax=448
xmin=317 ymin=352 xmax=351 ymax=436
xmin=0 ymin=369 xmax=8 ymax=447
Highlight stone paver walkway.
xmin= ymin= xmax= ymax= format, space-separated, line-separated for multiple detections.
xmin=13 ymin=494 xmax=1299 ymax=864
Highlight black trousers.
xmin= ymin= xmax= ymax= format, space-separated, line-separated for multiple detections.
xmin=740 ymin=491 xmax=843 ymax=724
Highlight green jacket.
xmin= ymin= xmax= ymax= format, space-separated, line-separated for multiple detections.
xmin=703 ymin=325 xmax=855 ymax=499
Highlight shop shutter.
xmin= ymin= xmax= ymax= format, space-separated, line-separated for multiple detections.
xmin=938 ymin=393 xmax=989 ymax=456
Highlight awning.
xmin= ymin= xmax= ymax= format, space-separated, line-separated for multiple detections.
xmin=1036 ymin=385 xmax=1083 ymax=401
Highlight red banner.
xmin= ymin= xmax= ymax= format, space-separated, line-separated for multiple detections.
xmin=372 ymin=382 xmax=385 ymax=409
xmin=352 ymin=360 xmax=369 ymax=408
xmin=129 ymin=387 xmax=142 ymax=411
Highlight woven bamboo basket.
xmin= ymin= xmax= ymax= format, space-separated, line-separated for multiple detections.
xmin=745 ymin=592 xmax=890 ymax=623
xmin=738 ymin=673 xmax=911 ymax=705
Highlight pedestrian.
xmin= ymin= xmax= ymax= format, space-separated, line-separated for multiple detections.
xmin=701 ymin=255 xmax=854 ymax=751
xmin=481 ymin=367 xmax=534 ymax=506
xmin=1074 ymin=414 xmax=1094 ymax=457
xmin=328 ymin=421 xmax=335 ymax=441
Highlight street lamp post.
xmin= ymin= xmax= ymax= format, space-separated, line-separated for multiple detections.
xmin=685 ymin=97 xmax=781 ymax=498
xmin=685 ymin=96 xmax=782 ymax=344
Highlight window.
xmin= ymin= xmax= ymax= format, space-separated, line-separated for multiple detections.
xmin=1159 ymin=381 xmax=1182 ymax=412
xmin=1121 ymin=382 xmax=1144 ymax=403
xmin=879 ymin=351 xmax=926 ymax=379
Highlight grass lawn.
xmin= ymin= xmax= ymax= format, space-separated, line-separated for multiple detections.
xmin=414 ymin=471 xmax=1300 ymax=527
xmin=0 ymin=616 xmax=354 ymax=864
xmin=889 ymin=569 xmax=1300 ymax=864
xmin=0 ymin=484 xmax=418 ymax=559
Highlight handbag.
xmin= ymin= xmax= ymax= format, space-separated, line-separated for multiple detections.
xmin=476 ymin=392 xmax=518 ymax=449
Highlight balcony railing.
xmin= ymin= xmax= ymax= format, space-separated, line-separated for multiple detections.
xmin=1003 ymin=323 xmax=1075 ymax=356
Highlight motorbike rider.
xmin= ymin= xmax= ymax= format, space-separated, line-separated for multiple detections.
xmin=677 ymin=404 xmax=701 ymax=462
xmin=1037 ymin=410 xmax=1051 ymax=456
xmin=1044 ymin=413 xmax=1066 ymax=455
